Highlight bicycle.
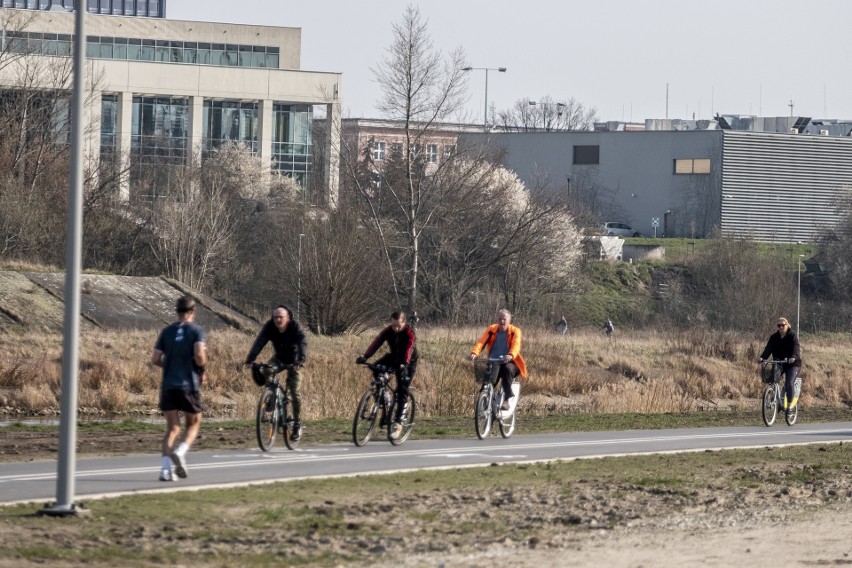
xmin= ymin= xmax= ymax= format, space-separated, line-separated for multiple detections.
xmin=252 ymin=362 xmax=301 ymax=451
xmin=760 ymin=359 xmax=801 ymax=427
xmin=472 ymin=357 xmax=519 ymax=440
xmin=352 ymin=362 xmax=416 ymax=447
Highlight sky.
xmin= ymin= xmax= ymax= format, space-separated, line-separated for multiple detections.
xmin=168 ymin=0 xmax=852 ymax=124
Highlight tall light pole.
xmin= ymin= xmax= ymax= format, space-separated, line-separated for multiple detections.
xmin=797 ymin=254 xmax=804 ymax=334
xmin=297 ymin=233 xmax=304 ymax=321
xmin=462 ymin=66 xmax=506 ymax=131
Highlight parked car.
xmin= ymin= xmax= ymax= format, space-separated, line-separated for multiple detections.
xmin=601 ymin=222 xmax=641 ymax=237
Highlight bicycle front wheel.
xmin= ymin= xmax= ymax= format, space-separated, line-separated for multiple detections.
xmin=474 ymin=385 xmax=493 ymax=440
xmin=256 ymin=388 xmax=278 ymax=451
xmin=761 ymin=385 xmax=777 ymax=427
xmin=353 ymin=390 xmax=379 ymax=447
xmin=389 ymin=392 xmax=416 ymax=446
xmin=282 ymin=397 xmax=301 ymax=450
xmin=499 ymin=401 xmax=516 ymax=438
xmin=785 ymin=400 xmax=798 ymax=426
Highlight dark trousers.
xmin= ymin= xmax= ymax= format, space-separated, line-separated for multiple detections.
xmin=375 ymin=354 xmax=417 ymax=422
xmin=487 ymin=361 xmax=519 ymax=400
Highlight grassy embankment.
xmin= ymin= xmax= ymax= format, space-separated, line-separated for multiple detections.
xmin=2 ymin=323 xmax=852 ymax=425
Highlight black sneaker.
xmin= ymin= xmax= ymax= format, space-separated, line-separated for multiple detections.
xmin=291 ymin=423 xmax=301 ymax=441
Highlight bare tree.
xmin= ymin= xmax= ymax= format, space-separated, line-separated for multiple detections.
xmin=356 ymin=5 xmax=468 ymax=314
xmin=147 ymin=159 xmax=235 ymax=292
xmin=496 ymin=95 xmax=597 ymax=132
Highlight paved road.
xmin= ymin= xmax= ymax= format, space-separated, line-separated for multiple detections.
xmin=3 ymin=422 xmax=851 ymax=506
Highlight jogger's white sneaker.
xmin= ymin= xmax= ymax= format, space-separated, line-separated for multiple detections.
xmin=170 ymin=452 xmax=187 ymax=479
xmin=159 ymin=469 xmax=175 ymax=482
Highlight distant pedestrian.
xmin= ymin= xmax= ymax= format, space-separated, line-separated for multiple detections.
xmin=151 ymin=295 xmax=208 ymax=482
xmin=603 ymin=318 xmax=615 ymax=339
xmin=409 ymin=311 xmax=420 ymax=330
xmin=556 ymin=316 xmax=568 ymax=336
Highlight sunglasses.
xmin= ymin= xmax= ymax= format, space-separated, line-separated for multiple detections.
xmin=777 ymin=324 xmax=786 ymax=328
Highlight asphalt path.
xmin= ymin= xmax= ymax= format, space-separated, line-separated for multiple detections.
xmin=2 ymin=422 xmax=851 ymax=506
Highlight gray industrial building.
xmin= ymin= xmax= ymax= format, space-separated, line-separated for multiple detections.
xmin=476 ymin=129 xmax=852 ymax=243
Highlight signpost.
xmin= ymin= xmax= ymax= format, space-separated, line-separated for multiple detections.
xmin=651 ymin=217 xmax=660 ymax=238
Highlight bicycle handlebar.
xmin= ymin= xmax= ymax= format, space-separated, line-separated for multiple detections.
xmin=356 ymin=361 xmax=395 ymax=374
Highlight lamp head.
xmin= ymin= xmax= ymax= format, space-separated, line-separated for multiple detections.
xmin=462 ymin=66 xmax=473 ymax=71
xmin=498 ymin=67 xmax=507 ymax=72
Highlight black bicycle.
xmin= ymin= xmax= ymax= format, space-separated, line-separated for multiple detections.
xmin=352 ymin=362 xmax=416 ymax=447
xmin=252 ymin=362 xmax=300 ymax=451
xmin=760 ymin=359 xmax=801 ymax=427
xmin=473 ymin=357 xmax=517 ymax=439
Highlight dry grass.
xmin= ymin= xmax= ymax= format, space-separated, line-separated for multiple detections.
xmin=1 ymin=324 xmax=851 ymax=418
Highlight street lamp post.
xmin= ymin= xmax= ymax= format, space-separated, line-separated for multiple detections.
xmin=297 ymin=233 xmax=304 ymax=321
xmin=462 ymin=66 xmax=506 ymax=132
xmin=797 ymin=254 xmax=804 ymax=334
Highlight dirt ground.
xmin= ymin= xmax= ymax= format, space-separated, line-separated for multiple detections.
xmin=3 ymin=428 xmax=852 ymax=566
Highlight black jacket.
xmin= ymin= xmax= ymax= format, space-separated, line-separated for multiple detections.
xmin=245 ymin=308 xmax=308 ymax=366
xmin=760 ymin=330 xmax=802 ymax=368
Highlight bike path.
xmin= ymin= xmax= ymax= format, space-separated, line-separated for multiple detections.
xmin=2 ymin=422 xmax=851 ymax=506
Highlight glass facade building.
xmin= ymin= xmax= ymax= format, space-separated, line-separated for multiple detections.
xmin=272 ymin=104 xmax=312 ymax=186
xmin=2 ymin=0 xmax=166 ymax=18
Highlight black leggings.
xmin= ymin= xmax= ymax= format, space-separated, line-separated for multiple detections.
xmin=784 ymin=366 xmax=801 ymax=406
xmin=374 ymin=355 xmax=417 ymax=422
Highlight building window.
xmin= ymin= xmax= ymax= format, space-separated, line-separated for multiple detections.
xmin=427 ymin=144 xmax=438 ymax=163
xmin=444 ymin=144 xmax=455 ymax=160
xmin=674 ymin=158 xmax=711 ymax=174
xmin=372 ymin=141 xmax=386 ymax=161
xmin=573 ymin=145 xmax=600 ymax=165
xmin=202 ymin=100 xmax=258 ymax=153
xmin=390 ymin=142 xmax=403 ymax=157
xmin=272 ymin=104 xmax=312 ymax=188
xmin=130 ymin=95 xmax=188 ymax=165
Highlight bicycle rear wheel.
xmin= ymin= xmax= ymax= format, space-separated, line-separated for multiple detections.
xmin=256 ymin=388 xmax=278 ymax=451
xmin=474 ymin=385 xmax=493 ymax=439
xmin=389 ymin=392 xmax=416 ymax=446
xmin=353 ymin=390 xmax=379 ymax=447
xmin=761 ymin=385 xmax=777 ymax=427
xmin=282 ymin=396 xmax=301 ymax=450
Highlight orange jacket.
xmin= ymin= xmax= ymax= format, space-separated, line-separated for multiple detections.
xmin=470 ymin=324 xmax=527 ymax=378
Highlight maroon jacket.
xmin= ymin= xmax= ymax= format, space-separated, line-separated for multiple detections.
xmin=363 ymin=325 xmax=418 ymax=365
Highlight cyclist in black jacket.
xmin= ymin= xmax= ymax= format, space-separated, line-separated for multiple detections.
xmin=759 ymin=317 xmax=802 ymax=414
xmin=356 ymin=311 xmax=418 ymax=439
xmin=245 ymin=305 xmax=308 ymax=439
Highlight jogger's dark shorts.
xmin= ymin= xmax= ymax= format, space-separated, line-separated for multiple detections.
xmin=160 ymin=389 xmax=203 ymax=414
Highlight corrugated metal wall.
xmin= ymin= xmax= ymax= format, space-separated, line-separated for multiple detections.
xmin=720 ymin=131 xmax=852 ymax=242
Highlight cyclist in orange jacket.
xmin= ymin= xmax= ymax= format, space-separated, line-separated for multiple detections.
xmin=468 ymin=309 xmax=527 ymax=410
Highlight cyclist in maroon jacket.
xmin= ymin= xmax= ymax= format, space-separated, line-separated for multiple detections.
xmin=356 ymin=311 xmax=418 ymax=439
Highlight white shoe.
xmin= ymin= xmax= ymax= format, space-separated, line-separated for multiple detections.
xmin=159 ymin=469 xmax=175 ymax=482
xmin=170 ymin=452 xmax=187 ymax=479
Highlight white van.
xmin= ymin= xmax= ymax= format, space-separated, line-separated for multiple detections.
xmin=601 ymin=222 xmax=641 ymax=237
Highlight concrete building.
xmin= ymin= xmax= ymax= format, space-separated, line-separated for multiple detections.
xmin=0 ymin=7 xmax=341 ymax=203
xmin=473 ymin=129 xmax=852 ymax=243
xmin=2 ymin=0 xmax=166 ymax=18
xmin=340 ymin=118 xmax=483 ymax=174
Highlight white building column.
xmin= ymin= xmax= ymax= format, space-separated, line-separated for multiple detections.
xmin=116 ymin=91 xmax=133 ymax=201
xmin=84 ymin=89 xmax=102 ymax=182
xmin=258 ymin=98 xmax=274 ymax=164
xmin=324 ymin=101 xmax=341 ymax=209
xmin=187 ymin=95 xmax=204 ymax=166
